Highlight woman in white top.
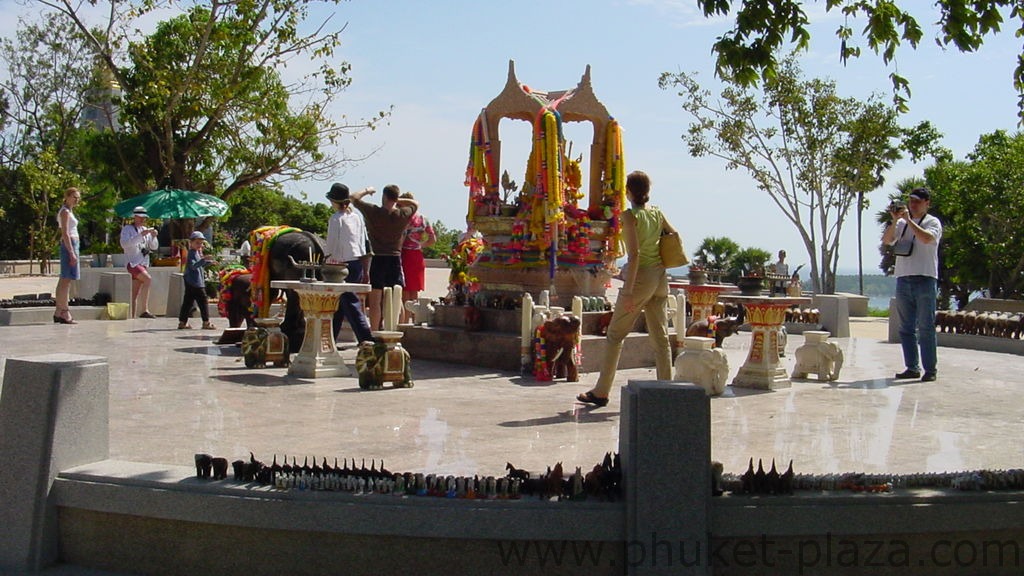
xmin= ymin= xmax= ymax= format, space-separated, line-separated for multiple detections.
xmin=54 ymin=187 xmax=82 ymax=324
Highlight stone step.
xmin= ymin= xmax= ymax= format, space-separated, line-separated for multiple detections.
xmin=399 ymin=324 xmax=678 ymax=373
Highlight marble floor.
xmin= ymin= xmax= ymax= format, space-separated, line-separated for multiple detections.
xmin=1 ymin=312 xmax=1021 ymax=480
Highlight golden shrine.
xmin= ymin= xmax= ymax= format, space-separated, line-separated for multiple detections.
xmin=463 ymin=61 xmax=625 ymax=303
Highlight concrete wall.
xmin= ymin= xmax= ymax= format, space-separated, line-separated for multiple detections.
xmin=4 ymin=355 xmax=1024 ymax=575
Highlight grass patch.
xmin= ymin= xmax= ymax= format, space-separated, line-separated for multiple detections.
xmin=867 ymin=307 xmax=889 ymax=318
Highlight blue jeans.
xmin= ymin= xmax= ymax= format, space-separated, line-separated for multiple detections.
xmin=895 ymin=275 xmax=938 ymax=374
xmin=332 ymin=259 xmax=373 ymax=343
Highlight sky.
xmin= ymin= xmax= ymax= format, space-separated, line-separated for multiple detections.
xmin=6 ymin=1 xmax=1022 ymax=275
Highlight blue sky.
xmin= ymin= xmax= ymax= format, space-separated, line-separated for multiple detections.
xmin=9 ymin=1 xmax=1022 ymax=274
xmin=322 ymin=1 xmax=1020 ymax=275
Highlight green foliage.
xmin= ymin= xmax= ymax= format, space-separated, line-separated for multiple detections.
xmin=45 ymin=0 xmax=390 ymax=199
xmin=692 ymin=236 xmax=740 ymax=271
xmin=423 ymin=220 xmax=460 ymax=260
xmin=923 ymin=130 xmax=1024 ymax=304
xmin=730 ymin=247 xmax=773 ymax=281
xmin=221 ymin=185 xmax=329 ymax=241
xmin=660 ymin=57 xmax=905 ymax=294
xmin=692 ymin=236 xmax=773 ymax=283
xmin=18 ymin=149 xmax=82 ymax=272
xmin=695 ymin=1 xmax=1022 ymax=121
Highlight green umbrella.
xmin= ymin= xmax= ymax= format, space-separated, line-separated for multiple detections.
xmin=114 ymin=187 xmax=229 ymax=219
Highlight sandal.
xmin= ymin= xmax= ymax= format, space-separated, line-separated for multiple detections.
xmin=576 ymin=391 xmax=609 ymax=407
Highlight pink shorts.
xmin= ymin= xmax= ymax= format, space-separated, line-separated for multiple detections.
xmin=127 ymin=263 xmax=149 ymax=278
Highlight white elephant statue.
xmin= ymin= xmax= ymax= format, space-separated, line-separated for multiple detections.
xmin=403 ymin=297 xmax=435 ymax=326
xmin=791 ymin=331 xmax=844 ymax=381
xmin=673 ymin=336 xmax=730 ymax=395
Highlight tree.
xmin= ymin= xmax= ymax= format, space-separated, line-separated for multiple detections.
xmin=423 ymin=220 xmax=460 ymax=260
xmin=220 ymin=185 xmax=330 ymax=243
xmin=660 ymin=57 xmax=905 ymax=294
xmin=42 ymin=0 xmax=389 ymax=201
xmin=729 ymin=246 xmax=773 ymax=283
xmin=695 ymin=0 xmax=1024 ymax=120
xmin=0 ymin=13 xmax=104 ymax=259
xmin=692 ymin=236 xmax=740 ymax=273
xmin=924 ymin=130 xmax=1024 ymax=304
xmin=18 ymin=148 xmax=82 ymax=273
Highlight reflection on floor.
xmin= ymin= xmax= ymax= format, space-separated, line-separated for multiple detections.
xmin=1 ymin=317 xmax=1020 ymax=479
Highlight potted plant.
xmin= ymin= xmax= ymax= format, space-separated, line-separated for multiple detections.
xmin=736 ymin=266 xmax=767 ymax=296
xmin=84 ymin=241 xmax=117 ymax=267
xmin=499 ymin=170 xmax=519 ymax=217
xmin=687 ymin=263 xmax=708 ymax=285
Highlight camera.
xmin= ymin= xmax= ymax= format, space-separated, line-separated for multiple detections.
xmin=888 ymin=201 xmax=906 ymax=213
xmin=141 ymin=247 xmax=151 ymax=257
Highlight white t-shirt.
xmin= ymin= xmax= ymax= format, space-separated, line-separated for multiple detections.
xmin=891 ymin=214 xmax=942 ymax=278
xmin=325 ymin=208 xmax=369 ymax=263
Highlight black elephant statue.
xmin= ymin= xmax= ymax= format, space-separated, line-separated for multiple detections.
xmin=221 ymin=228 xmax=373 ymax=353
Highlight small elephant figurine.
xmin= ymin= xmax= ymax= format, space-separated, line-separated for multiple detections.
xmin=241 ymin=324 xmax=290 ymax=368
xmin=673 ymin=337 xmax=730 ymax=395
xmin=403 ymin=297 xmax=435 ymax=326
xmin=537 ymin=314 xmax=582 ymax=381
xmin=355 ymin=340 xmax=413 ymax=390
xmin=685 ymin=315 xmax=742 ymax=348
xmin=791 ymin=332 xmax=844 ymax=381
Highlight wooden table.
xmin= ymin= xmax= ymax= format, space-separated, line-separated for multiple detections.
xmin=719 ymin=295 xmax=811 ymax=390
xmin=271 ymin=280 xmax=371 ymax=378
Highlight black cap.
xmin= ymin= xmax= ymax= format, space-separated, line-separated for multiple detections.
xmin=909 ymin=187 xmax=931 ymax=201
xmin=327 ymin=183 xmax=350 ymax=202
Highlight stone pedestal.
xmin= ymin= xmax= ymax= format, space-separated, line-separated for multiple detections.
xmin=620 ymin=381 xmax=710 ymax=575
xmin=0 ymin=355 xmax=108 ymax=573
xmin=271 ymin=281 xmax=370 ymax=378
xmin=670 ymin=283 xmax=733 ymax=325
xmin=721 ymin=295 xmax=810 ymax=390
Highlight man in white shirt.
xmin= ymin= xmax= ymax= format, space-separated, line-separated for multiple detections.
xmin=325 ymin=183 xmax=373 ymax=343
xmin=119 ymin=206 xmax=160 ymax=318
xmin=882 ymin=188 xmax=943 ymax=382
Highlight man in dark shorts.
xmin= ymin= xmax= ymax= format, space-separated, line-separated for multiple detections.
xmin=351 ymin=184 xmax=418 ymax=330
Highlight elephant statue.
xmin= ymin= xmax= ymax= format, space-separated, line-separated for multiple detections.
xmin=355 ymin=338 xmax=413 ymax=390
xmin=241 ymin=319 xmax=290 ymax=368
xmin=536 ymin=314 xmax=582 ymax=381
xmin=219 ymin=229 xmax=372 ymax=352
xmin=685 ymin=315 xmax=742 ymax=348
xmin=403 ymin=297 xmax=435 ymax=326
xmin=791 ymin=332 xmax=844 ymax=381
xmin=673 ymin=337 xmax=730 ymax=395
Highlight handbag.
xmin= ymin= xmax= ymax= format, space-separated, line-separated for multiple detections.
xmin=659 ymin=230 xmax=689 ymax=268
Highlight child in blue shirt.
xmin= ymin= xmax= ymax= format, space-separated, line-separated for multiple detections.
xmin=178 ymin=231 xmax=217 ymax=330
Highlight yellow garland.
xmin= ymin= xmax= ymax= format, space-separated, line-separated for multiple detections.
xmin=603 ymin=120 xmax=626 ymax=259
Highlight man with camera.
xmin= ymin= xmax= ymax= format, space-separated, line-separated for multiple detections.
xmin=120 ymin=205 xmax=160 ymax=319
xmin=882 ymin=188 xmax=943 ymax=382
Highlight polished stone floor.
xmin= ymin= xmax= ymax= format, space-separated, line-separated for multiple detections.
xmin=1 ymin=307 xmax=1021 ymax=480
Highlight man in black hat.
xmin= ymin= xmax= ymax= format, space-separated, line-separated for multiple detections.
xmin=324 ymin=183 xmax=373 ymax=343
xmin=882 ymin=187 xmax=943 ymax=382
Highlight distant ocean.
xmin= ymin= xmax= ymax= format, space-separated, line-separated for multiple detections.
xmin=868 ymin=296 xmax=892 ymax=310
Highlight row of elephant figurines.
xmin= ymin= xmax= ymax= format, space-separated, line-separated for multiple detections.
xmin=193 ymin=451 xmax=623 ymax=501
xmin=935 ymin=309 xmax=1024 ymax=338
